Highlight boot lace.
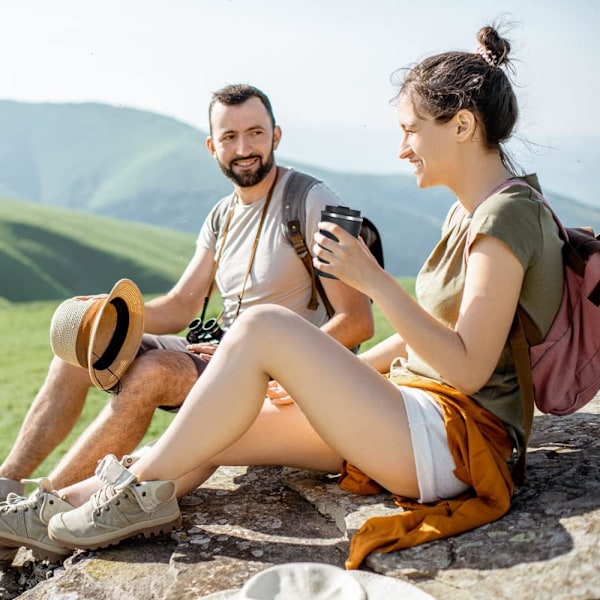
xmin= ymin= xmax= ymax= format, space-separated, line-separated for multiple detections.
xmin=0 ymin=478 xmax=52 ymax=514
xmin=90 ymin=483 xmax=132 ymax=516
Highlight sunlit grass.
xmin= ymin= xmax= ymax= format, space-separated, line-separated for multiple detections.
xmin=0 ymin=280 xmax=414 ymax=477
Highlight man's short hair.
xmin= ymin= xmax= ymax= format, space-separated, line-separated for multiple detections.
xmin=208 ymin=84 xmax=276 ymax=134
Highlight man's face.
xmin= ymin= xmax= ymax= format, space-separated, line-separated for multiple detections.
xmin=207 ymin=97 xmax=281 ymax=188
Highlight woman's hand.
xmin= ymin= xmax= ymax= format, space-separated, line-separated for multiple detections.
xmin=186 ymin=342 xmax=219 ymax=361
xmin=266 ymin=380 xmax=295 ymax=406
xmin=73 ymin=293 xmax=108 ymax=301
xmin=312 ymin=222 xmax=383 ymax=293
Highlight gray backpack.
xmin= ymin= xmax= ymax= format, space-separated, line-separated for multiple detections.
xmin=213 ymin=170 xmax=384 ymax=318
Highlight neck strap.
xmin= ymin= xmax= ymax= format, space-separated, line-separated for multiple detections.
xmin=200 ymin=168 xmax=280 ymax=324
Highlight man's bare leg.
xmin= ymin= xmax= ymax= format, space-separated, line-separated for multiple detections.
xmin=0 ymin=357 xmax=91 ymax=482
xmin=48 ymin=350 xmax=199 ymax=489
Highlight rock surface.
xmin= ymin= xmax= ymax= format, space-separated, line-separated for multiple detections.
xmin=1 ymin=396 xmax=599 ymax=599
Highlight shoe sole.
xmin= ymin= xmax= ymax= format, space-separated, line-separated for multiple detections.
xmin=49 ymin=513 xmax=182 ymax=551
xmin=0 ymin=533 xmax=70 ymax=563
xmin=0 ymin=546 xmax=18 ymax=568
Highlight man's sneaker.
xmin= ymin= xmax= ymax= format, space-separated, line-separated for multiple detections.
xmin=0 ymin=482 xmax=20 ymax=568
xmin=1 ymin=479 xmax=26 ymax=567
xmin=48 ymin=454 xmax=181 ymax=551
xmin=0 ymin=478 xmax=24 ymax=503
xmin=0 ymin=479 xmax=73 ymax=562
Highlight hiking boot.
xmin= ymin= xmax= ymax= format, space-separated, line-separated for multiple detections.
xmin=0 ymin=478 xmax=24 ymax=502
xmin=0 ymin=479 xmax=25 ymax=568
xmin=48 ymin=454 xmax=181 ymax=551
xmin=120 ymin=440 xmax=155 ymax=469
xmin=0 ymin=479 xmax=73 ymax=562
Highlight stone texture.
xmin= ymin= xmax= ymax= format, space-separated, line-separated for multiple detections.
xmin=1 ymin=396 xmax=598 ymax=599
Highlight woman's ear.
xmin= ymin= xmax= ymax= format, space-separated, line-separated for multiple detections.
xmin=455 ymin=109 xmax=477 ymax=142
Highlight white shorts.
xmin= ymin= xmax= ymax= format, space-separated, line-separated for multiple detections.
xmin=397 ymin=385 xmax=470 ymax=503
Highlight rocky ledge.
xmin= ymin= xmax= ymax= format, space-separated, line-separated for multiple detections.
xmin=1 ymin=396 xmax=599 ymax=599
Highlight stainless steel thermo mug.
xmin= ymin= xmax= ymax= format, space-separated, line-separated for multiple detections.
xmin=316 ymin=205 xmax=363 ymax=279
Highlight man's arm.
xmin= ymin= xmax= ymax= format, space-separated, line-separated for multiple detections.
xmin=143 ymin=245 xmax=217 ymax=335
xmin=318 ymin=276 xmax=374 ymax=348
xmin=300 ymin=180 xmax=374 ymax=348
xmin=358 ymin=333 xmax=407 ymax=373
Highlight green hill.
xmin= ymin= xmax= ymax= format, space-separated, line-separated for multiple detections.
xmin=0 ymin=100 xmax=460 ymax=276
xmin=0 ymin=197 xmax=195 ymax=302
xmin=1 ymin=100 xmax=600 ymax=279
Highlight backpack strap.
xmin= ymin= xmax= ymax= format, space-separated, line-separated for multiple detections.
xmin=281 ymin=171 xmax=335 ymax=319
xmin=498 ymin=178 xmax=585 ymax=483
xmin=282 ymin=170 xmax=318 ymax=243
xmin=508 ymin=310 xmax=536 ymax=485
xmin=488 ymin=179 xmax=552 ymax=484
xmin=360 ymin=216 xmax=385 ymax=269
xmin=210 ymin=195 xmax=234 ymax=245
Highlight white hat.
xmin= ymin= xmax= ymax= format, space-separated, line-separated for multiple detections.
xmin=49 ymin=279 xmax=144 ymax=391
xmin=200 ymin=563 xmax=433 ymax=599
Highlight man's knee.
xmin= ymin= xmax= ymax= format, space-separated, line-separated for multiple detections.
xmin=117 ymin=350 xmax=199 ymax=409
xmin=46 ymin=355 xmax=92 ymax=389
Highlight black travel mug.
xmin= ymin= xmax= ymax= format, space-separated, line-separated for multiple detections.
xmin=316 ymin=205 xmax=363 ymax=279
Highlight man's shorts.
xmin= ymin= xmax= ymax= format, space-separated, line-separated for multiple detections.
xmin=137 ymin=334 xmax=209 ymax=378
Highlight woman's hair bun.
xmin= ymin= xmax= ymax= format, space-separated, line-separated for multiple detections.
xmin=476 ymin=26 xmax=511 ymax=67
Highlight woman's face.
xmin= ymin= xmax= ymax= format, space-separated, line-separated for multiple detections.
xmin=396 ymin=94 xmax=457 ymax=189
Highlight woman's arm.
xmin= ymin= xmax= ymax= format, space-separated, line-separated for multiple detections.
xmin=315 ymin=224 xmax=524 ymax=395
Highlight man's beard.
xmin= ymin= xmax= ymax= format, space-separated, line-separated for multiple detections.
xmin=218 ymin=149 xmax=275 ymax=187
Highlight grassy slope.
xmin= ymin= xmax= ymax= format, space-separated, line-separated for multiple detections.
xmin=0 ymin=300 xmax=178 ymax=478
xmin=0 ymin=197 xmax=196 ymax=301
xmin=0 ymin=196 xmax=198 ymax=474
xmin=0 ymin=283 xmax=411 ymax=477
xmin=4 ymin=101 xmax=600 ymax=278
xmin=0 ymin=180 xmax=412 ymax=476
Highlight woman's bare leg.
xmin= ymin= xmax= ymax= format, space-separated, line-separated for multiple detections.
xmin=60 ymin=398 xmax=342 ymax=505
xmin=175 ymin=398 xmax=344 ymax=496
xmin=129 ymin=305 xmax=418 ymax=497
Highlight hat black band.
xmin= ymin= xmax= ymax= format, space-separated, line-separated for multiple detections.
xmin=93 ymin=297 xmax=130 ymax=371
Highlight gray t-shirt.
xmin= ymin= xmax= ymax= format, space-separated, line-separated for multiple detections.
xmin=197 ymin=168 xmax=341 ymax=329
xmin=394 ymin=175 xmax=564 ymax=450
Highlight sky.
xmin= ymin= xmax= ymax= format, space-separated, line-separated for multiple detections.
xmin=1 ymin=0 xmax=599 ymax=204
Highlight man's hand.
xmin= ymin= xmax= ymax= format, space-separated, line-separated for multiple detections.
xmin=266 ymin=380 xmax=294 ymax=406
xmin=186 ymin=342 xmax=219 ymax=361
xmin=74 ymin=294 xmax=108 ymax=301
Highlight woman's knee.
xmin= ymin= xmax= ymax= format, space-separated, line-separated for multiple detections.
xmin=231 ymin=304 xmax=299 ymax=340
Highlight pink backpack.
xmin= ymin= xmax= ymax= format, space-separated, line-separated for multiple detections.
xmin=503 ymin=181 xmax=600 ymax=480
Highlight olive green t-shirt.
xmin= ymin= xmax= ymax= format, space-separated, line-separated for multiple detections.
xmin=396 ymin=175 xmax=564 ymax=450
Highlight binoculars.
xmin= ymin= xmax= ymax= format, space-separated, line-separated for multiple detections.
xmin=186 ymin=317 xmax=225 ymax=345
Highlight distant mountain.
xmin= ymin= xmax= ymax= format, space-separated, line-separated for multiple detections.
xmin=283 ymin=125 xmax=600 ymax=210
xmin=1 ymin=100 xmax=599 ymax=277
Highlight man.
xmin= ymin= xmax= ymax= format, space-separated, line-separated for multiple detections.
xmin=0 ymin=84 xmax=373 ymax=501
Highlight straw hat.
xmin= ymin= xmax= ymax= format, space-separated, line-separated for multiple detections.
xmin=50 ymin=279 xmax=144 ymax=391
xmin=200 ymin=563 xmax=433 ymax=599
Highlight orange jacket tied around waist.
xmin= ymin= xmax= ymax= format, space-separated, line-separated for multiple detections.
xmin=340 ymin=376 xmax=514 ymax=570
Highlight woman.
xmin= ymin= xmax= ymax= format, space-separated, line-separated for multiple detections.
xmin=0 ymin=25 xmax=564 ymax=568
